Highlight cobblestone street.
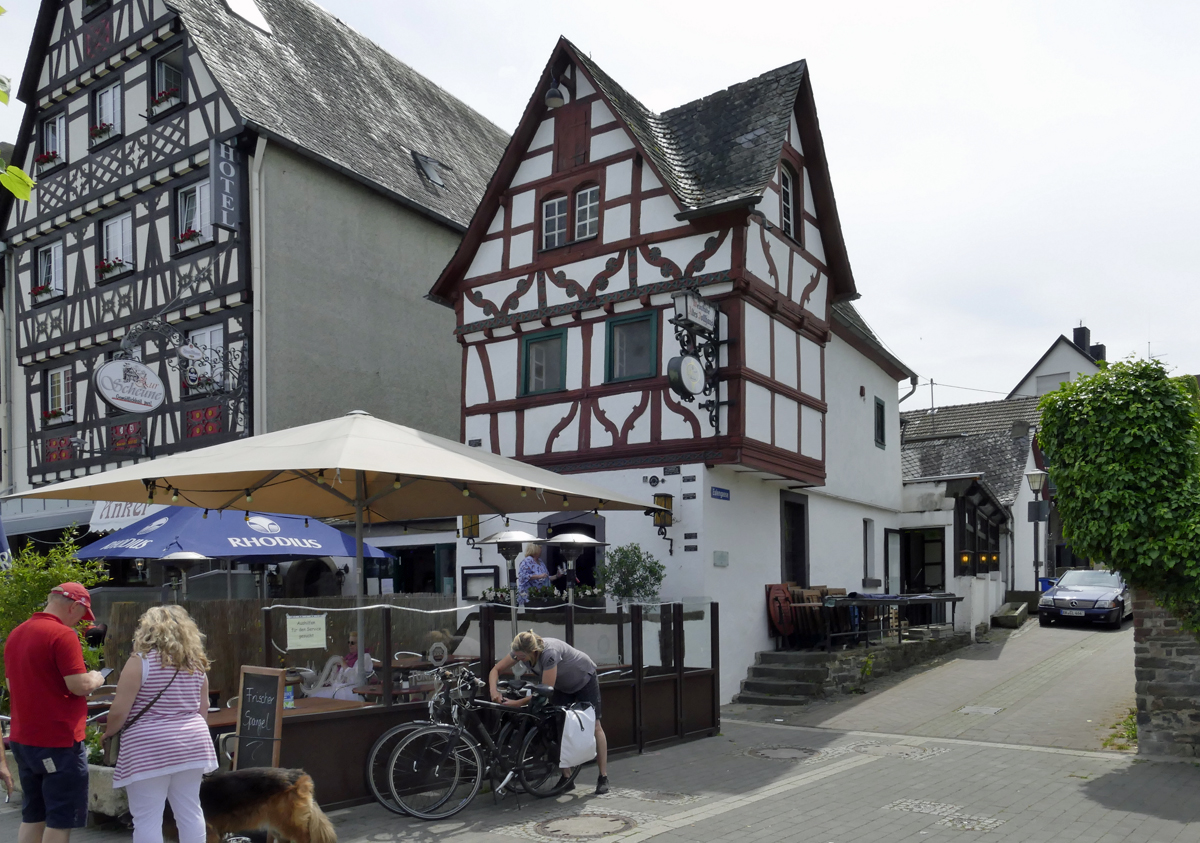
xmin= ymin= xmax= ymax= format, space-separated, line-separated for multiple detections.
xmin=7 ymin=618 xmax=1189 ymax=843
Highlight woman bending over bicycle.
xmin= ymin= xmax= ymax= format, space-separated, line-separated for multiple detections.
xmin=489 ymin=631 xmax=609 ymax=794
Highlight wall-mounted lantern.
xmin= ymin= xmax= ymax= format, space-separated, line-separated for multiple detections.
xmin=956 ymin=550 xmax=974 ymax=578
xmin=647 ymin=493 xmax=674 ymax=556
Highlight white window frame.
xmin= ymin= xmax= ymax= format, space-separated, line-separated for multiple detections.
xmin=41 ymin=113 xmax=65 ymax=162
xmin=46 ymin=364 xmax=74 ymax=422
xmin=542 ymin=196 xmax=568 ymax=250
xmin=176 ymin=179 xmax=211 ymax=245
xmin=154 ymin=47 xmax=185 ymax=108
xmin=574 ymin=185 xmax=600 ymax=240
xmin=101 ymin=212 xmax=133 ymax=276
xmin=780 ymin=164 xmax=795 ymax=239
xmin=186 ymin=324 xmax=225 ymax=390
xmin=93 ymin=81 xmax=122 ymax=140
xmin=35 ymin=241 xmax=65 ymax=298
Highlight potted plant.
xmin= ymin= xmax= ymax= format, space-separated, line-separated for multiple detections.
xmin=596 ymin=543 xmax=665 ymax=607
xmin=89 ymin=122 xmax=114 ymax=143
xmin=150 ymin=87 xmax=181 ymax=115
xmin=34 ymin=150 xmax=61 ymax=171
xmin=96 ymin=257 xmax=126 ymax=278
xmin=30 ymin=282 xmax=54 ymax=299
xmin=479 ymin=586 xmax=511 ymax=604
xmin=573 ymin=584 xmax=607 ymax=608
xmin=524 ymin=584 xmax=560 ymax=608
xmin=42 ymin=408 xmax=71 ymax=424
xmin=175 ymin=227 xmax=203 ymax=246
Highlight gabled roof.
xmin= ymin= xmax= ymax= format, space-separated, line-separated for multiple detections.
xmin=1007 ymin=335 xmax=1098 ymax=399
xmin=431 ymin=38 xmax=856 ymax=301
xmin=9 ymin=0 xmax=509 ymax=233
xmin=831 ymin=301 xmax=916 ymax=381
xmin=900 ymin=396 xmax=1042 ymax=506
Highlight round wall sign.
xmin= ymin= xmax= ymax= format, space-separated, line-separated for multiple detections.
xmin=667 ymin=355 xmax=706 ymax=398
xmin=94 ymin=359 xmax=167 ymax=414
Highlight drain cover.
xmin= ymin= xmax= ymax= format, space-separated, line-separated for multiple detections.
xmin=749 ymin=746 xmax=819 ymax=760
xmin=534 ymin=815 xmax=636 ymax=839
xmin=851 ymin=744 xmax=932 ymax=758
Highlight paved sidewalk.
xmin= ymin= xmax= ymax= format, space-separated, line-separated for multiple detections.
xmin=8 ymin=717 xmax=1196 ymax=843
xmin=726 ymin=619 xmax=1135 ymax=750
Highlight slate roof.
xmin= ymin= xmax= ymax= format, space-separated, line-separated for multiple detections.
xmin=900 ymin=397 xmax=1042 ymax=505
xmin=831 ymin=301 xmax=917 ymax=379
xmin=571 ymin=49 xmax=806 ymax=213
xmin=169 ymin=0 xmax=510 ymax=230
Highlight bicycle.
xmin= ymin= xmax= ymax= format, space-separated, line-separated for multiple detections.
xmin=366 ymin=666 xmax=531 ymax=814
xmin=385 ymin=666 xmax=580 ymax=819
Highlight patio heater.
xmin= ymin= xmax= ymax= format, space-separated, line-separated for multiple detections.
xmin=543 ymin=533 xmax=608 ymax=606
xmin=475 ymin=529 xmax=540 ymax=639
xmin=161 ymin=550 xmax=209 ymax=601
xmin=1025 ymin=469 xmax=1049 ymax=587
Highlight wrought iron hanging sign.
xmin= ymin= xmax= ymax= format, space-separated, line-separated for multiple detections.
xmin=666 ymin=290 xmax=728 ymax=433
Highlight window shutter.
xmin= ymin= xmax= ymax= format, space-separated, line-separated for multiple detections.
xmin=121 ymin=214 xmax=132 ymax=262
xmin=198 ymin=180 xmax=211 ymax=239
xmin=554 ymin=104 xmax=588 ymax=173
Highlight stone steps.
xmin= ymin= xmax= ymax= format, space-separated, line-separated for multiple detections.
xmin=740 ymin=677 xmax=826 ymax=697
xmin=734 ymin=691 xmax=813 ymax=706
xmin=746 ymin=664 xmax=829 ymax=683
xmin=755 ymin=650 xmax=834 ymax=666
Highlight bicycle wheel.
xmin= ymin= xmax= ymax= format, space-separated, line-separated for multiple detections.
xmin=366 ymin=721 xmax=429 ymax=814
xmin=517 ymin=722 xmax=579 ymax=797
xmin=494 ymin=720 xmax=529 ymax=794
xmin=388 ymin=726 xmax=482 ymax=820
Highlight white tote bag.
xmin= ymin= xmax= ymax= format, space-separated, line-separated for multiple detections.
xmin=559 ymin=704 xmax=598 ymax=768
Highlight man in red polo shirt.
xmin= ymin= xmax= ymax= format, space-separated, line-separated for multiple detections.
xmin=4 ymin=583 xmax=105 ymax=843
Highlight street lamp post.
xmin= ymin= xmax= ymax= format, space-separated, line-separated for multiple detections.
xmin=1025 ymin=469 xmax=1049 ymax=588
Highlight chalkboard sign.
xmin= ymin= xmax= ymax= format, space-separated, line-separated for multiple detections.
xmin=233 ymin=666 xmax=285 ymax=769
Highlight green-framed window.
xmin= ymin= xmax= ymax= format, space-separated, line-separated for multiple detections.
xmin=521 ymin=328 xmax=567 ymax=395
xmin=605 ymin=312 xmax=658 ymax=383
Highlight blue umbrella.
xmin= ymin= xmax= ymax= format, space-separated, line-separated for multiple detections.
xmin=77 ymin=506 xmax=391 ymax=560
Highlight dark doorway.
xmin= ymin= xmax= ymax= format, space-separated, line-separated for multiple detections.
xmin=780 ymin=493 xmax=808 ymax=586
xmin=899 ymin=528 xmax=946 ymax=624
xmin=392 ymin=544 xmax=456 ymax=594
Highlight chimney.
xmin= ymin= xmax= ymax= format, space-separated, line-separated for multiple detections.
xmin=1089 ymin=343 xmax=1106 ymax=362
xmin=1073 ymin=326 xmax=1091 ymax=350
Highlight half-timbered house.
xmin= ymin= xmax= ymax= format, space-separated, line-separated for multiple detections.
xmin=431 ymin=39 xmax=922 ymax=700
xmin=1 ymin=0 xmax=507 ymax=557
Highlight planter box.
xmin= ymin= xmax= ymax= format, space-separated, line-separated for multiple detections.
xmin=990 ymin=601 xmax=1029 ymax=629
xmin=88 ymin=764 xmax=128 ymax=819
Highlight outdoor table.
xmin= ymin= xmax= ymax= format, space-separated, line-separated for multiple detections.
xmin=205 ymin=696 xmax=366 ymax=730
xmin=353 ymin=682 xmax=437 ymax=703
xmin=818 ymin=594 xmax=964 ymax=650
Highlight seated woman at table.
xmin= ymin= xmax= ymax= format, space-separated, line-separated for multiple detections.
xmin=517 ymin=543 xmax=562 ymax=604
xmin=302 ymin=634 xmax=377 ymax=700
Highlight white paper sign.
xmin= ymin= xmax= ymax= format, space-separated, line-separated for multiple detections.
xmin=286 ymin=614 xmax=327 ymax=650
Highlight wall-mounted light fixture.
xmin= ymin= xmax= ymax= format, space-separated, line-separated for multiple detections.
xmin=545 ymin=78 xmax=565 ymax=109
xmin=957 ymin=550 xmax=974 ymax=577
xmin=650 ymin=493 xmax=675 ymax=556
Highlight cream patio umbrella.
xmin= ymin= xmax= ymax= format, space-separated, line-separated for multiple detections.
xmin=8 ymin=410 xmax=659 ymax=652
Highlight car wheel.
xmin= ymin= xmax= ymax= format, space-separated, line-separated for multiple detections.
xmin=1039 ymin=614 xmax=1052 ymax=627
xmin=1108 ymin=605 xmax=1124 ymax=630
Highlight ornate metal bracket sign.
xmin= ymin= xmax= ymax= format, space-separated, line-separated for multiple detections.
xmin=666 ymin=290 xmax=728 ymax=433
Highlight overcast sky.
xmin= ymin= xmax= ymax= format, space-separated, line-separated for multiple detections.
xmin=3 ymin=1 xmax=1198 ymax=407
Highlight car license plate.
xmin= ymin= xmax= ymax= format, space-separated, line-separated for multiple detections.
xmin=1062 ymin=609 xmax=1085 ymax=617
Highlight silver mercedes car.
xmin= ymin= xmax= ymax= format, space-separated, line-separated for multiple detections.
xmin=1038 ymin=569 xmax=1132 ymax=629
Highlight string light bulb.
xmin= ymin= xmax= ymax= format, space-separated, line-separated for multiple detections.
xmin=403 ymin=524 xmax=409 ymax=534
xmin=520 ymin=486 xmax=527 ymax=498
xmin=170 ymin=488 xmax=179 ymax=503
xmin=245 ymin=490 xmax=253 ymax=503
xmin=202 ymin=509 xmax=209 ymax=520
xmin=244 ymin=511 xmax=250 ymax=522
xmin=505 ymin=517 xmax=510 ymax=527
xmin=304 ymin=518 xmax=309 ymax=528
xmin=393 ymin=474 xmax=402 ymax=489
xmin=462 ymin=488 xmax=470 ymax=497
xmin=562 ymin=495 xmax=569 ymax=507
xmin=598 ymin=499 xmax=606 ymax=510
xmin=317 ymin=470 xmax=325 ymax=485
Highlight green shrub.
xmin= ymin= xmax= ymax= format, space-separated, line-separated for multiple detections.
xmin=596 ymin=543 xmax=665 ymax=605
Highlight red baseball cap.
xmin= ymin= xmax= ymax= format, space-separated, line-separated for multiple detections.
xmin=52 ymin=583 xmax=95 ymax=622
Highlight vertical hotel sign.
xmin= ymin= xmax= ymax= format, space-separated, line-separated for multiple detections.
xmin=210 ymin=139 xmax=241 ymax=231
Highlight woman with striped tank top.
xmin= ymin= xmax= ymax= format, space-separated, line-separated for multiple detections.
xmin=103 ymin=606 xmax=217 ymax=843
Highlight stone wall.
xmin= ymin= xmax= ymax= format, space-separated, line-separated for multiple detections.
xmin=1133 ymin=589 xmax=1200 ymax=757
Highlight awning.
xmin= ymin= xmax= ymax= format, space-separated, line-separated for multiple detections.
xmin=90 ymin=502 xmax=170 ymax=533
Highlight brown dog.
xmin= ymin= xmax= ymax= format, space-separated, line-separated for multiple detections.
xmin=165 ymin=768 xmax=337 ymax=843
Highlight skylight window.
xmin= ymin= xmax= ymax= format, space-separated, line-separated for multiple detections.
xmin=224 ymin=0 xmax=272 ymax=34
xmin=413 ymin=152 xmax=446 ymax=187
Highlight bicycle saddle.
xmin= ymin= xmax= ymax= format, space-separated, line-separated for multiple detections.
xmin=530 ymin=683 xmax=554 ymax=697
